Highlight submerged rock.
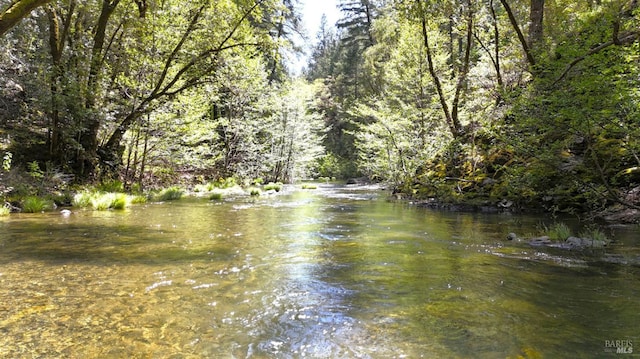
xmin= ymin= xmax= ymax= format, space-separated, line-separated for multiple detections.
xmin=565 ymin=236 xmax=606 ymax=249
xmin=504 ymin=233 xmax=606 ymax=249
xmin=528 ymin=236 xmax=552 ymax=246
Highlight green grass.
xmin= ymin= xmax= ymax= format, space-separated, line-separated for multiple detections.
xmin=264 ymin=182 xmax=283 ymax=192
xmin=0 ymin=205 xmax=10 ymax=216
xmin=156 ymin=186 xmax=184 ymax=201
xmin=110 ymin=193 xmax=129 ymax=209
xmin=249 ymin=187 xmax=261 ymax=196
xmin=22 ymin=196 xmax=52 ymax=213
xmin=209 ymin=191 xmax=223 ymax=200
xmin=301 ymin=184 xmax=317 ymax=189
xmin=580 ymin=227 xmax=609 ymax=242
xmin=97 ymin=179 xmax=124 ymax=193
xmin=72 ymin=191 xmax=93 ymax=208
xmin=73 ymin=191 xmax=134 ymax=210
xmin=545 ymin=222 xmax=572 ymax=241
xmin=130 ymin=195 xmax=148 ymax=204
xmin=92 ymin=193 xmax=130 ymax=210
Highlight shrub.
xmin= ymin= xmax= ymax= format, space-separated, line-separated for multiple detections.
xmin=22 ymin=196 xmax=51 ymax=213
xmin=97 ymin=180 xmax=124 ymax=193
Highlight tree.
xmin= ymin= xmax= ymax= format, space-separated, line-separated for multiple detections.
xmin=415 ymin=0 xmax=474 ymax=138
xmin=100 ymin=0 xmax=280 ymax=173
xmin=260 ymin=0 xmax=304 ymax=83
xmin=306 ymin=14 xmax=339 ymax=80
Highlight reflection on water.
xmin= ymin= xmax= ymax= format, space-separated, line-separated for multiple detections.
xmin=1 ymin=185 xmax=639 ymax=358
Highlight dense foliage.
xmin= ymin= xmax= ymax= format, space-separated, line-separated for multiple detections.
xmin=1 ymin=0 xmax=639 ymax=218
xmin=305 ymin=0 xmax=640 ymax=217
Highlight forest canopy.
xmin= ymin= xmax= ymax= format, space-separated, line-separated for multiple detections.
xmin=1 ymin=0 xmax=639 ymax=217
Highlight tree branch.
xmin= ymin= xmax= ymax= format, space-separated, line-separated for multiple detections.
xmin=553 ymin=31 xmax=640 ymax=85
xmin=104 ymin=0 xmax=267 ymax=152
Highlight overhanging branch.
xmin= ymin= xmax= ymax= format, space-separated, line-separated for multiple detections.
xmin=553 ymin=30 xmax=640 ymax=85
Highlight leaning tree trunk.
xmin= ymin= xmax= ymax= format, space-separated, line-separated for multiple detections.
xmin=499 ymin=0 xmax=536 ymax=68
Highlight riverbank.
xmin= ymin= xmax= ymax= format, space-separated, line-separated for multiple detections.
xmin=384 ymin=173 xmax=640 ymax=225
xmin=390 ymin=186 xmax=640 ymax=225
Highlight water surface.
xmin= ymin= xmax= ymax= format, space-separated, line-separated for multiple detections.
xmin=1 ymin=185 xmax=639 ymax=358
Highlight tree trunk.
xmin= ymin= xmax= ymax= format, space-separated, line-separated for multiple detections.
xmin=490 ymin=0 xmax=503 ymax=90
xmin=451 ymin=0 xmax=474 ymax=135
xmin=416 ymin=0 xmax=467 ymax=138
xmin=0 ymin=0 xmax=51 ymax=37
xmin=499 ymin=0 xmax=536 ymax=68
xmin=46 ymin=6 xmax=62 ymax=159
xmin=418 ymin=6 xmax=454 ymax=137
xmin=46 ymin=2 xmax=75 ymax=164
xmin=78 ymin=0 xmax=120 ymax=178
xmin=528 ymin=0 xmax=544 ymax=52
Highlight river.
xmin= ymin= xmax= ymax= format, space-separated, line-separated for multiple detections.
xmin=0 ymin=185 xmax=638 ymax=358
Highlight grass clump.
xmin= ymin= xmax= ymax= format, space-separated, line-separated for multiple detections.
xmin=22 ymin=196 xmax=52 ymax=213
xmin=92 ymin=193 xmax=130 ymax=210
xmin=110 ymin=193 xmax=129 ymax=210
xmin=580 ymin=227 xmax=609 ymax=242
xmin=72 ymin=191 xmax=93 ymax=208
xmin=249 ymin=187 xmax=261 ymax=196
xmin=73 ymin=191 xmax=133 ymax=210
xmin=130 ymin=195 xmax=148 ymax=204
xmin=0 ymin=205 xmax=10 ymax=216
xmin=301 ymin=183 xmax=317 ymax=190
xmin=545 ymin=222 xmax=572 ymax=241
xmin=209 ymin=191 xmax=224 ymax=201
xmin=264 ymin=182 xmax=283 ymax=192
xmin=156 ymin=186 xmax=183 ymax=201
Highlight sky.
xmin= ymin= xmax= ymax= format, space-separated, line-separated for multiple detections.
xmin=290 ymin=0 xmax=341 ymax=74
xmin=300 ymin=0 xmax=341 ymax=38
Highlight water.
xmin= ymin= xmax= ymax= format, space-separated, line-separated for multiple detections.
xmin=0 ymin=185 xmax=639 ymax=358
